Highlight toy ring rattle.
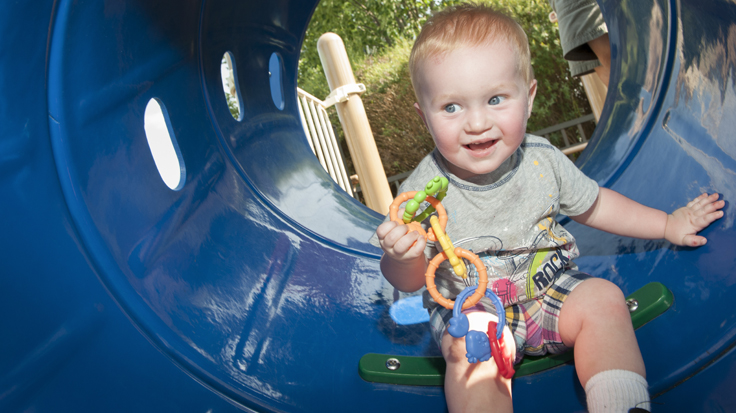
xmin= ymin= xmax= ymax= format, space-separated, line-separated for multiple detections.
xmin=448 ymin=285 xmax=515 ymax=378
xmin=388 ymin=176 xmax=488 ymax=310
xmin=388 ymin=195 xmax=447 ymax=243
xmin=426 ymin=246 xmax=488 ymax=310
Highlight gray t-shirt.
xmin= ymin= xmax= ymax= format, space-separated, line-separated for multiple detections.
xmin=372 ymin=135 xmax=599 ymax=310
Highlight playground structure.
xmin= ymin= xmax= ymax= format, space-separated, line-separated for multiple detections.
xmin=1 ymin=0 xmax=735 ymax=412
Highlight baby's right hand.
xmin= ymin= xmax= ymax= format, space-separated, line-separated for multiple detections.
xmin=376 ymin=220 xmax=427 ymax=263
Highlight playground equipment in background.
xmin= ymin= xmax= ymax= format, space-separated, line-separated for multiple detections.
xmin=296 ymin=87 xmax=355 ymax=197
xmin=318 ymin=32 xmax=393 ymax=213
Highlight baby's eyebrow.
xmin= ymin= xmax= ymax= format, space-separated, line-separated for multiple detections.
xmin=487 ymin=81 xmax=520 ymax=92
xmin=430 ymin=94 xmax=460 ymax=106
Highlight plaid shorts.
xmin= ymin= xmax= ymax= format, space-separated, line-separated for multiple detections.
xmin=429 ymin=270 xmax=590 ymax=364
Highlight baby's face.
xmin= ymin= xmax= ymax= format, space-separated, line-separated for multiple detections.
xmin=413 ymin=41 xmax=536 ymax=180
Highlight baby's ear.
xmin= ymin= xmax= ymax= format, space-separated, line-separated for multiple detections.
xmin=414 ymin=103 xmax=428 ymax=127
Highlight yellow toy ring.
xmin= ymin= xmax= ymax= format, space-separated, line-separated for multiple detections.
xmin=426 ymin=248 xmax=488 ymax=310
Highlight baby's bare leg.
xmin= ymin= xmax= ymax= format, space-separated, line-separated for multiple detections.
xmin=558 ymin=278 xmax=649 ymax=411
xmin=441 ymin=311 xmax=516 ymax=413
xmin=558 ymin=277 xmax=645 ymax=384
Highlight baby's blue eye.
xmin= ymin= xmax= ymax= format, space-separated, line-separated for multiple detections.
xmin=489 ymin=96 xmax=505 ymax=105
xmin=444 ymin=104 xmax=460 ymax=113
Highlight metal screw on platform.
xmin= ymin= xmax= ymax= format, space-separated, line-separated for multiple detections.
xmin=385 ymin=358 xmax=401 ymax=371
xmin=626 ymin=298 xmax=639 ymax=312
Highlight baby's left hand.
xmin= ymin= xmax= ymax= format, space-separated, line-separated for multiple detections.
xmin=664 ymin=193 xmax=725 ymax=246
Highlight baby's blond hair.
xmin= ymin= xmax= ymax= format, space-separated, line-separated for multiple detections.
xmin=409 ymin=3 xmax=534 ymax=92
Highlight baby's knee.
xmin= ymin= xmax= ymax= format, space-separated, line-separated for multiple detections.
xmin=442 ymin=333 xmax=473 ymax=364
xmin=442 ymin=332 xmax=515 ymax=392
xmin=575 ymin=278 xmax=631 ymax=322
xmin=442 ymin=331 xmax=515 ymax=411
xmin=594 ymin=279 xmax=628 ymax=312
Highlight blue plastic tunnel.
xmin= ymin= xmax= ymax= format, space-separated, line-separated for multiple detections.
xmin=1 ymin=0 xmax=735 ymax=411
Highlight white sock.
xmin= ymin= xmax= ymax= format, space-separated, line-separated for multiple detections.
xmin=585 ymin=369 xmax=651 ymax=412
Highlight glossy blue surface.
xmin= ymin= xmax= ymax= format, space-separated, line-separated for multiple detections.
xmin=0 ymin=0 xmax=734 ymax=411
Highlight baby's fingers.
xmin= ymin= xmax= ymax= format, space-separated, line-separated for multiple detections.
xmin=379 ymin=221 xmax=411 ymax=249
xmin=403 ymin=232 xmax=427 ymax=257
xmin=686 ymin=193 xmax=710 ymax=208
xmin=376 ymin=220 xmax=400 ymax=241
xmin=696 ymin=198 xmax=725 ymax=215
xmin=693 ymin=195 xmax=725 ymax=225
xmin=691 ymin=193 xmax=721 ymax=210
xmin=696 ymin=208 xmax=725 ymax=228
xmin=392 ymin=230 xmax=421 ymax=254
xmin=681 ymin=233 xmax=708 ymax=247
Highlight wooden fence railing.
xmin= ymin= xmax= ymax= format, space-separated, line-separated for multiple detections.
xmin=296 ymin=87 xmax=355 ymax=197
xmin=532 ymin=113 xmax=595 ymax=155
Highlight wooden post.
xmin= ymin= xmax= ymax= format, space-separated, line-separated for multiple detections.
xmin=317 ymin=32 xmax=392 ymax=215
xmin=580 ymin=73 xmax=607 ymax=122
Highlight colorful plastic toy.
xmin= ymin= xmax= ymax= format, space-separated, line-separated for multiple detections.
xmin=430 ymin=215 xmax=466 ymax=279
xmin=388 ymin=176 xmax=488 ymax=310
xmin=389 ymin=190 xmax=445 ymax=243
xmin=426 ymin=246 xmax=489 ymax=310
xmin=449 ymin=285 xmax=515 ymax=378
xmin=488 ymin=320 xmax=515 ymax=379
xmin=410 ymin=176 xmax=448 ymax=223
xmin=390 ymin=176 xmax=513 ymax=375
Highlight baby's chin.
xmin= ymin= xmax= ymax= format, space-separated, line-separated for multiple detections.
xmin=444 ymin=162 xmax=497 ymax=180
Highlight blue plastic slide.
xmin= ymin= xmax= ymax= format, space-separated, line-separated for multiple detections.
xmin=1 ymin=0 xmax=734 ymax=411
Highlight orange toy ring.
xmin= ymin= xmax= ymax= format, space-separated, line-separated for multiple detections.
xmin=388 ymin=191 xmax=447 ymax=242
xmin=426 ymin=247 xmax=488 ymax=310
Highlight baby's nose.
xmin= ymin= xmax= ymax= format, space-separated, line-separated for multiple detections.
xmin=465 ymin=109 xmax=492 ymax=133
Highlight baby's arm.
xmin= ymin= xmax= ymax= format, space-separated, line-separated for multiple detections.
xmin=376 ymin=220 xmax=428 ymax=292
xmin=571 ymin=188 xmax=724 ymax=246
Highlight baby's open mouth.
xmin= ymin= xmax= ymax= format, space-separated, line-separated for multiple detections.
xmin=465 ymin=139 xmax=498 ymax=151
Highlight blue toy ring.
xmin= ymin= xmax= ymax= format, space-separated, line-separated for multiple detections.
xmin=449 ymin=285 xmax=506 ymax=340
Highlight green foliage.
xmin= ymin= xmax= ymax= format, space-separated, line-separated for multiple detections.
xmin=356 ymin=38 xmax=414 ymax=93
xmin=299 ymin=0 xmax=459 ymax=99
xmin=221 ymin=54 xmax=242 ymax=119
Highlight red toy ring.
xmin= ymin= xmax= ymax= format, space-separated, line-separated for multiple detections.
xmin=488 ymin=321 xmax=515 ymax=379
